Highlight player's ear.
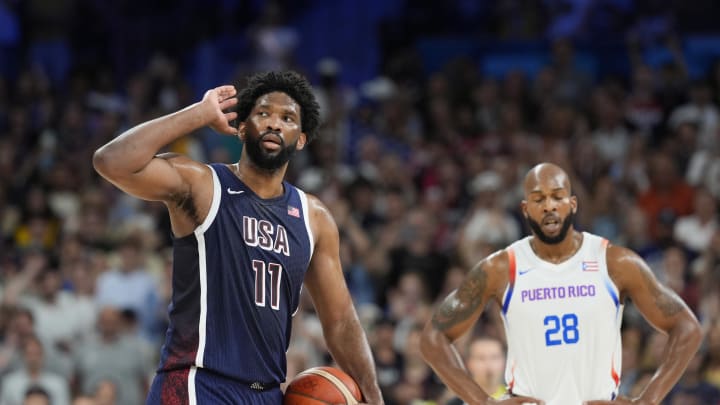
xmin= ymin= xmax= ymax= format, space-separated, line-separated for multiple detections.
xmin=296 ymin=133 xmax=307 ymax=150
xmin=570 ymin=195 xmax=578 ymax=214
xmin=520 ymin=200 xmax=528 ymax=218
xmin=238 ymin=122 xmax=246 ymax=140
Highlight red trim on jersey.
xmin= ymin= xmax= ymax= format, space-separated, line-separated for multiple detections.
xmin=507 ymin=248 xmax=517 ymax=284
xmin=611 ymin=358 xmax=620 ymax=387
xmin=508 ymin=361 xmax=516 ymax=392
xmin=501 ymin=248 xmax=517 ymax=315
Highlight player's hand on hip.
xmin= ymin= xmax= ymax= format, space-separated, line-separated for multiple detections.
xmin=201 ymin=85 xmax=239 ymax=135
xmin=584 ymin=396 xmax=638 ymax=405
xmin=493 ymin=396 xmax=545 ymax=405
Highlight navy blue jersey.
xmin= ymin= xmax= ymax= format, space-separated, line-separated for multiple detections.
xmin=157 ymin=163 xmax=313 ymax=385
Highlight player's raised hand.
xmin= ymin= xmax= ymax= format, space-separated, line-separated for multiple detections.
xmin=201 ymin=85 xmax=239 ymax=135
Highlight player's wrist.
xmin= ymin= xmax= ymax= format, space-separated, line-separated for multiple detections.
xmin=190 ymin=100 xmax=216 ymax=128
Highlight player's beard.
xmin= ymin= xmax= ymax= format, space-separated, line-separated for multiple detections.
xmin=244 ymin=131 xmax=298 ymax=172
xmin=526 ymin=211 xmax=574 ymax=245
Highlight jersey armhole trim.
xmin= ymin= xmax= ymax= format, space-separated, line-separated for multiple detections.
xmin=600 ymin=237 xmax=620 ymax=310
xmin=501 ymin=248 xmax=516 ymax=315
xmin=297 ymin=189 xmax=314 ymax=260
xmin=195 ymin=165 xmax=221 ymax=234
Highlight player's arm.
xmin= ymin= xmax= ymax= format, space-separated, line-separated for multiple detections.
xmin=419 ymin=251 xmax=542 ymax=405
xmin=93 ymin=85 xmax=238 ymax=202
xmin=600 ymin=245 xmax=702 ymax=405
xmin=303 ymin=195 xmax=384 ymax=405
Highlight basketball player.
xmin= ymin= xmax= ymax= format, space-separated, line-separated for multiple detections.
xmin=420 ymin=163 xmax=702 ymax=405
xmin=93 ymin=71 xmax=384 ymax=404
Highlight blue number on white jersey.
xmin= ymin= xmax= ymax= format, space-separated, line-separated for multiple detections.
xmin=544 ymin=313 xmax=579 ymax=346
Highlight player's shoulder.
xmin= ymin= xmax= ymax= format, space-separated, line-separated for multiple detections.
xmin=297 ymin=191 xmax=336 ymax=232
xmin=483 ymin=248 xmax=513 ymax=272
xmin=300 ymin=191 xmax=328 ymax=215
xmin=605 ymin=241 xmax=650 ymax=289
xmin=471 ymin=248 xmax=514 ymax=291
xmin=605 ymin=242 xmax=644 ymax=268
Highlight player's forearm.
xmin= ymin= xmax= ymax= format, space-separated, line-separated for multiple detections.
xmin=419 ymin=326 xmax=492 ymax=405
xmin=324 ymin=315 xmax=384 ymax=404
xmin=93 ymin=102 xmax=209 ymax=178
xmin=637 ymin=316 xmax=702 ymax=404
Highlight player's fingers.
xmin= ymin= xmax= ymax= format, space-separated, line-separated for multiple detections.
xmin=220 ymin=97 xmax=238 ymax=109
xmin=215 ymin=85 xmax=236 ymax=97
xmin=217 ymin=124 xmax=238 ymax=135
xmin=225 ymin=112 xmax=238 ymax=121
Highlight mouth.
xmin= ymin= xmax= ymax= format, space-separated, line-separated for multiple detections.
xmin=542 ymin=215 xmax=561 ymax=233
xmin=260 ymin=133 xmax=283 ymax=151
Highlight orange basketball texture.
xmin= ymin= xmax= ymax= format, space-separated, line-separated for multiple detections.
xmin=283 ymin=366 xmax=363 ymax=405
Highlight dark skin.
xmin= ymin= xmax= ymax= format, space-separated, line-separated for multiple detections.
xmin=94 ymin=86 xmax=383 ymax=405
xmin=420 ymin=163 xmax=702 ymax=405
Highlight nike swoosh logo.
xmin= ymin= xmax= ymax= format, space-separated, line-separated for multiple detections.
xmin=227 ymin=188 xmax=245 ymax=195
xmin=518 ymin=268 xmax=533 ymax=275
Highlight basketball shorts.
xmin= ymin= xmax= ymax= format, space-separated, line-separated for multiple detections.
xmin=146 ymin=366 xmax=282 ymax=405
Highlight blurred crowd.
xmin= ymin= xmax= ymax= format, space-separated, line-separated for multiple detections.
xmin=1 ymin=2 xmax=720 ymax=405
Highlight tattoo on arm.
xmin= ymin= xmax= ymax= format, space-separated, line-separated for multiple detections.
xmin=644 ymin=271 xmax=684 ymax=317
xmin=432 ymin=267 xmax=488 ymax=331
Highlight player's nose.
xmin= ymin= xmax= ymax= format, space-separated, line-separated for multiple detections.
xmin=542 ymin=198 xmax=557 ymax=212
xmin=264 ymin=114 xmax=283 ymax=131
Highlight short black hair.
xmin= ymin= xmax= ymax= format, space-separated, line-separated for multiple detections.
xmin=24 ymin=385 xmax=50 ymax=399
xmin=236 ymin=71 xmax=321 ymax=143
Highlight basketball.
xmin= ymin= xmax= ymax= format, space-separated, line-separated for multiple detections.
xmin=283 ymin=366 xmax=363 ymax=405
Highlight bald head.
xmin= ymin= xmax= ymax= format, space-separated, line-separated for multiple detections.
xmin=521 ymin=163 xmax=577 ymax=244
xmin=523 ymin=163 xmax=572 ymax=197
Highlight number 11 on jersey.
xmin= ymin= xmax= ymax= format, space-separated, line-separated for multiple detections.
xmin=252 ymin=260 xmax=283 ymax=310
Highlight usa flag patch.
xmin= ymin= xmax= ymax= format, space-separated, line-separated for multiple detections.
xmin=582 ymin=261 xmax=599 ymax=271
xmin=287 ymin=205 xmax=300 ymax=218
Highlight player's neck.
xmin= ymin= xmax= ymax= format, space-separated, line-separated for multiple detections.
xmin=529 ymin=230 xmax=583 ymax=264
xmin=232 ymin=160 xmax=287 ymax=199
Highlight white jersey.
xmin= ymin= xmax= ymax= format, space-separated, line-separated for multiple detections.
xmin=500 ymin=232 xmax=623 ymax=405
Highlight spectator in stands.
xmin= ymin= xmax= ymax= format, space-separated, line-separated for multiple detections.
xmin=637 ymin=151 xmax=695 ymax=240
xmin=665 ymin=351 xmax=720 ymax=404
xmin=73 ymin=306 xmax=150 ymax=405
xmin=547 ymin=38 xmax=592 ymax=105
xmin=0 ymin=335 xmax=69 ymax=405
xmin=3 ymin=253 xmax=80 ymax=377
xmin=0 ymin=307 xmax=35 ymax=377
xmin=94 ymin=233 xmax=160 ymax=342
xmin=458 ymin=170 xmax=521 ymax=267
xmin=447 ymin=335 xmax=507 ymax=404
xmin=22 ymin=386 xmax=51 ymax=405
xmin=590 ymin=88 xmax=631 ymax=167
xmin=625 ymin=64 xmax=663 ymax=136
xmin=669 ymin=80 xmax=720 ymax=151
xmin=674 ymin=187 xmax=718 ymax=255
